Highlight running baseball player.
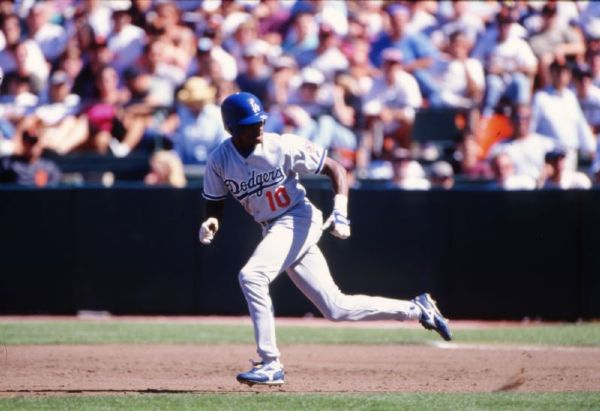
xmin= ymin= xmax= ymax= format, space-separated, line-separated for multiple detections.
xmin=199 ymin=92 xmax=452 ymax=386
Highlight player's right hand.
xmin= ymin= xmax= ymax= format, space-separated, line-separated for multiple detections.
xmin=199 ymin=217 xmax=219 ymax=245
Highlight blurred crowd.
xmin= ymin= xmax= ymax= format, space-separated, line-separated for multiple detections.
xmin=1 ymin=0 xmax=600 ymax=190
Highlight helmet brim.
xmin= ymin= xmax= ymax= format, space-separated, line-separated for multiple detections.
xmin=238 ymin=112 xmax=268 ymax=125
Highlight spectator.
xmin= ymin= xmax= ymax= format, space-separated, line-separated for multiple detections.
xmin=362 ymin=48 xmax=422 ymax=157
xmin=471 ymin=4 xmax=528 ymax=60
xmin=78 ymin=0 xmax=113 ymax=42
xmin=276 ymin=68 xmax=356 ymax=153
xmin=31 ymin=70 xmax=85 ymax=155
xmin=453 ymin=132 xmax=492 ymax=179
xmin=432 ymin=0 xmax=485 ymax=48
xmin=72 ymin=38 xmax=113 ymax=102
xmin=540 ymin=148 xmax=592 ymax=189
xmin=235 ymin=40 xmax=272 ymax=104
xmin=0 ymin=117 xmax=61 ymax=187
xmin=168 ymin=76 xmax=227 ymax=165
xmin=530 ymin=60 xmax=597 ymax=171
xmin=55 ymin=43 xmax=84 ymax=88
xmin=80 ymin=65 xmax=129 ymax=155
xmin=281 ymin=11 xmax=318 ymax=59
xmin=429 ymin=160 xmax=455 ymax=190
xmin=406 ymin=1 xmax=438 ymax=35
xmin=296 ymin=23 xmax=349 ymax=81
xmin=106 ymin=8 xmax=146 ymax=79
xmin=266 ymin=55 xmax=297 ymax=107
xmin=0 ymin=14 xmax=49 ymax=94
xmin=488 ymin=105 xmax=555 ymax=181
xmin=25 ymin=2 xmax=68 ymax=64
xmin=141 ymin=39 xmax=185 ymax=94
xmin=481 ymin=12 xmax=537 ymax=116
xmin=144 ymin=150 xmax=186 ymax=188
xmin=389 ymin=148 xmax=430 ymax=190
xmin=129 ymin=0 xmax=154 ymax=29
xmin=427 ymin=29 xmax=485 ymax=109
xmin=223 ymin=15 xmax=260 ymax=74
xmin=346 ymin=1 xmax=385 ymax=40
xmin=0 ymin=74 xmax=38 ymax=137
xmin=369 ymin=4 xmax=438 ymax=98
xmin=149 ymin=0 xmax=196 ymax=73
xmin=572 ymin=63 xmax=600 ymax=136
xmin=345 ymin=37 xmax=378 ymax=95
xmin=189 ymin=31 xmax=238 ymax=82
xmin=119 ymin=66 xmax=173 ymax=153
xmin=489 ymin=152 xmax=536 ymax=190
xmin=255 ymin=0 xmax=291 ymax=42
xmin=528 ymin=2 xmax=585 ymax=89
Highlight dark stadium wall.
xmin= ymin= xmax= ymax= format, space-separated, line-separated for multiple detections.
xmin=0 ymin=187 xmax=598 ymax=320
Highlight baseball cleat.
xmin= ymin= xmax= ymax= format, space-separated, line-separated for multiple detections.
xmin=236 ymin=360 xmax=285 ymax=386
xmin=412 ymin=293 xmax=452 ymax=341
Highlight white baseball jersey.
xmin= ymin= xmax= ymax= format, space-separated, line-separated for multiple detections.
xmin=202 ymin=132 xmax=327 ymax=223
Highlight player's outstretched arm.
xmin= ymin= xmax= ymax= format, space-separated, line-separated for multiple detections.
xmin=199 ymin=200 xmax=225 ymax=245
xmin=320 ymin=157 xmax=350 ymax=239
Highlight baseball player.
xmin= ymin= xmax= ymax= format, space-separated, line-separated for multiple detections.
xmin=200 ymin=92 xmax=452 ymax=386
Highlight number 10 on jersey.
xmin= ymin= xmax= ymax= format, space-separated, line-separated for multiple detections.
xmin=266 ymin=186 xmax=291 ymax=211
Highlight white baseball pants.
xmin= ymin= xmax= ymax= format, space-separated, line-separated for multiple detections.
xmin=238 ymin=202 xmax=421 ymax=362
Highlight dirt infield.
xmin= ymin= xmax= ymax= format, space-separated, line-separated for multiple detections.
xmin=1 ymin=343 xmax=599 ymax=395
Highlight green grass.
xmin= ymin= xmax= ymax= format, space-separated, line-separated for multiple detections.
xmin=0 ymin=392 xmax=599 ymax=411
xmin=0 ymin=322 xmax=599 ymax=346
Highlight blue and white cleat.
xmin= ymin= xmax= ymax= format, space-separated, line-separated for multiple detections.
xmin=412 ymin=293 xmax=452 ymax=341
xmin=236 ymin=360 xmax=285 ymax=386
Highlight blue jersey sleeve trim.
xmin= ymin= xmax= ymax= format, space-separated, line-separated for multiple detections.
xmin=202 ymin=191 xmax=227 ymax=201
xmin=315 ymin=149 xmax=328 ymax=174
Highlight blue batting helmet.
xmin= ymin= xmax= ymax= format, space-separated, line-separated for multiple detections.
xmin=221 ymin=92 xmax=268 ymax=135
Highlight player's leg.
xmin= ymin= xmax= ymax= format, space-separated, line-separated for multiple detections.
xmin=286 ymin=245 xmax=420 ymax=321
xmin=237 ymin=213 xmax=321 ymax=385
xmin=286 ymin=244 xmax=452 ymax=340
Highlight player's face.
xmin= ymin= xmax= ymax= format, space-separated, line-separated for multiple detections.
xmin=235 ymin=121 xmax=265 ymax=148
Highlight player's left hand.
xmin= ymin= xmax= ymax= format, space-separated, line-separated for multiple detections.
xmin=323 ymin=210 xmax=351 ymax=239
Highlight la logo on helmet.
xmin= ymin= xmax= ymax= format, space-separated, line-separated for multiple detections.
xmin=249 ymin=99 xmax=261 ymax=113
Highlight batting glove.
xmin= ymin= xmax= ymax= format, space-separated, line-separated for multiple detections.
xmin=323 ymin=194 xmax=351 ymax=240
xmin=199 ymin=217 xmax=219 ymax=245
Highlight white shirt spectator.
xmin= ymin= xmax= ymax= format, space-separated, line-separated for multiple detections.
xmin=87 ymin=4 xmax=113 ymax=40
xmin=488 ymin=133 xmax=555 ymax=180
xmin=33 ymin=23 xmax=68 ymax=62
xmin=486 ymin=35 xmax=537 ymax=74
xmin=188 ymin=38 xmax=238 ymax=82
xmin=428 ymin=56 xmax=485 ymax=108
xmin=317 ymin=1 xmax=349 ymax=37
xmin=211 ymin=46 xmax=238 ymax=82
xmin=407 ymin=8 xmax=437 ymax=35
xmin=502 ymin=175 xmax=537 ymax=190
xmin=303 ymin=47 xmax=349 ymax=82
xmin=363 ymin=71 xmax=422 ymax=117
xmin=543 ymin=170 xmax=592 ymax=189
xmin=471 ymin=23 xmax=528 ymax=62
xmin=35 ymin=94 xmax=80 ymax=127
xmin=0 ymin=39 xmax=49 ymax=83
xmin=107 ymin=24 xmax=146 ymax=75
xmin=579 ymin=1 xmax=600 ymax=39
xmin=530 ymin=87 xmax=597 ymax=154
